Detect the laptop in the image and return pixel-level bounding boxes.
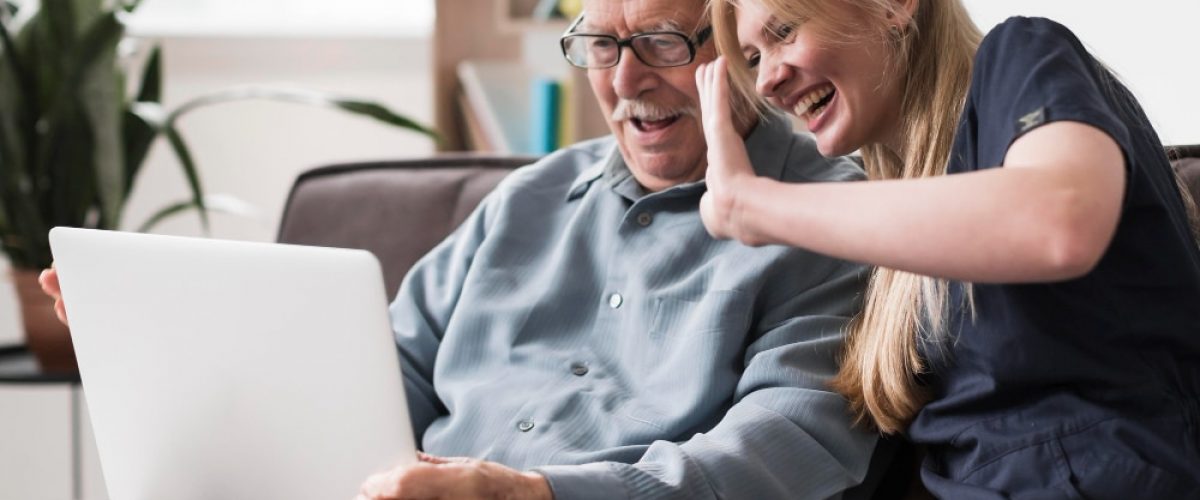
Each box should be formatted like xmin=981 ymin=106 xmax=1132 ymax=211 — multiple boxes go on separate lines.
xmin=48 ymin=227 xmax=417 ymax=500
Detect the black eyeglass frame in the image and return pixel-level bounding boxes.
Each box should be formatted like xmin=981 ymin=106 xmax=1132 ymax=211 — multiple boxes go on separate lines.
xmin=559 ymin=14 xmax=714 ymax=69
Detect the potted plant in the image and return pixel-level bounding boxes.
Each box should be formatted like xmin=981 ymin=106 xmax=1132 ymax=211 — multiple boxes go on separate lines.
xmin=0 ymin=0 xmax=436 ymax=372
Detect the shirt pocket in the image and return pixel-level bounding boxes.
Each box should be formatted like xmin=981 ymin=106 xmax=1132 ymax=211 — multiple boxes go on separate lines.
xmin=649 ymin=290 xmax=753 ymax=339
xmin=624 ymin=290 xmax=753 ymax=430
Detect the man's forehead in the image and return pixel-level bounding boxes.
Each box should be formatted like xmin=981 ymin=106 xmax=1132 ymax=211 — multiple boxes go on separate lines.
xmin=580 ymin=0 xmax=703 ymax=33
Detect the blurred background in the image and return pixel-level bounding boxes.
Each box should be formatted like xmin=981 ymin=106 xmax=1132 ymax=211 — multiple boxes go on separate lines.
xmin=0 ymin=1 xmax=1197 ymax=497
xmin=2 ymin=0 xmax=1198 ymax=344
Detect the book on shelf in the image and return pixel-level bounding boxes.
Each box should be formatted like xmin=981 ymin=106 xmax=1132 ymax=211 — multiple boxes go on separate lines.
xmin=529 ymin=76 xmax=560 ymax=155
xmin=457 ymin=59 xmax=606 ymax=155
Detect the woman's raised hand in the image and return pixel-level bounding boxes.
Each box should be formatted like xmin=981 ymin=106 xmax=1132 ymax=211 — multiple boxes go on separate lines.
xmin=696 ymin=56 xmax=759 ymax=243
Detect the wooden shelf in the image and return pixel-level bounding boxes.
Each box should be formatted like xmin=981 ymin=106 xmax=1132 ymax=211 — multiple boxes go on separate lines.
xmin=433 ymin=0 xmax=605 ymax=152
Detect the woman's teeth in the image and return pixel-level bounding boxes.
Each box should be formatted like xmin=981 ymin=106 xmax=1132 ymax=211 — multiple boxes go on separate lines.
xmin=793 ymin=85 xmax=836 ymax=120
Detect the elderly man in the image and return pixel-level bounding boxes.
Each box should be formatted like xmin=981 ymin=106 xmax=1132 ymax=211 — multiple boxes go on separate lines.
xmin=42 ymin=0 xmax=878 ymax=498
xmin=352 ymin=0 xmax=878 ymax=496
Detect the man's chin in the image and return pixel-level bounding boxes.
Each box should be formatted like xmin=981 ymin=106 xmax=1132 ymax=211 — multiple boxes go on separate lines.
xmin=627 ymin=153 xmax=704 ymax=191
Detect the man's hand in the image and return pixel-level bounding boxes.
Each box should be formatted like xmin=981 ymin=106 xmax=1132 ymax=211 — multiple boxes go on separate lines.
xmin=37 ymin=266 xmax=69 ymax=326
xmin=696 ymin=56 xmax=761 ymax=244
xmin=355 ymin=453 xmax=552 ymax=500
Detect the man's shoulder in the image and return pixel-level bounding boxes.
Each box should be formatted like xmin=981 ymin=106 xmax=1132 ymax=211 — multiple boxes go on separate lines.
xmin=493 ymin=136 xmax=615 ymax=196
xmin=775 ymin=132 xmax=866 ymax=183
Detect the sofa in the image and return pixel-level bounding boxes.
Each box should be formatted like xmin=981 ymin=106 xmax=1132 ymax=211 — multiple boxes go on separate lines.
xmin=274 ymin=147 xmax=1200 ymax=499
xmin=277 ymin=148 xmax=1200 ymax=291
xmin=276 ymin=155 xmax=533 ymax=300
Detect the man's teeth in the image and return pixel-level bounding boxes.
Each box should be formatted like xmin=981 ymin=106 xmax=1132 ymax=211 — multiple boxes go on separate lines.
xmin=634 ymin=113 xmax=678 ymax=123
xmin=793 ymin=85 xmax=835 ymax=118
xmin=632 ymin=113 xmax=680 ymax=131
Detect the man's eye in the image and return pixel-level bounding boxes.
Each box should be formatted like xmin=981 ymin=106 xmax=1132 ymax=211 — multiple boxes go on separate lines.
xmin=652 ymin=38 xmax=677 ymax=48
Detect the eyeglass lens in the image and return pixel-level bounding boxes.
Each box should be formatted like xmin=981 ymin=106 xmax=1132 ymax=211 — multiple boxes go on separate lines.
xmin=564 ymin=33 xmax=691 ymax=68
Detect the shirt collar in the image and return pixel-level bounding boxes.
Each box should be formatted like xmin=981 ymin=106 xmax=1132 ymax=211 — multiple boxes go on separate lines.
xmin=565 ymin=111 xmax=795 ymax=202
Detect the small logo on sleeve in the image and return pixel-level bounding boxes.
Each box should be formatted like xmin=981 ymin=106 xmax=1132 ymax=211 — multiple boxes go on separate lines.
xmin=1018 ymin=107 xmax=1046 ymax=133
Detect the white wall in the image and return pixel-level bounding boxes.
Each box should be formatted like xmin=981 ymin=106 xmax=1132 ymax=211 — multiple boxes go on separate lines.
xmin=120 ymin=36 xmax=435 ymax=243
xmin=962 ymin=0 xmax=1200 ymax=145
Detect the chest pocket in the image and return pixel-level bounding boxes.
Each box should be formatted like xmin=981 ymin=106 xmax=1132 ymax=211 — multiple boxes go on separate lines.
xmin=621 ymin=290 xmax=753 ymax=430
xmin=650 ymin=290 xmax=753 ymax=340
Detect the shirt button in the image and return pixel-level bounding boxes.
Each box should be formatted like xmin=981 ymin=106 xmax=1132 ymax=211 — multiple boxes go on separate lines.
xmin=517 ymin=420 xmax=535 ymax=432
xmin=608 ymin=293 xmax=623 ymax=309
xmin=636 ymin=212 xmax=653 ymax=227
xmin=570 ymin=362 xmax=589 ymax=376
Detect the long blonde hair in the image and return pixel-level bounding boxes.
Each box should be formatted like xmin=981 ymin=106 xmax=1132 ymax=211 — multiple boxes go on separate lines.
xmin=711 ymin=0 xmax=982 ymax=434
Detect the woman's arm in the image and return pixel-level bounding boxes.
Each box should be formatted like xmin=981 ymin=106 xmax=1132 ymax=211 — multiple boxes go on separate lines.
xmin=725 ymin=121 xmax=1126 ymax=283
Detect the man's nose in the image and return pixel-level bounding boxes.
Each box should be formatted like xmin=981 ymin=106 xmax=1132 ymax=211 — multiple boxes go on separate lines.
xmin=611 ymin=47 xmax=656 ymax=99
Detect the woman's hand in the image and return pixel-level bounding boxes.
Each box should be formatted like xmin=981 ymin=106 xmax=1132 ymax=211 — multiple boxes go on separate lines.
xmin=696 ymin=56 xmax=761 ymax=244
xmin=37 ymin=266 xmax=69 ymax=326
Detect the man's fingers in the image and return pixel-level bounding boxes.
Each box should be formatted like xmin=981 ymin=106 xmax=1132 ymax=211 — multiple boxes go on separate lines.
xmin=359 ymin=462 xmax=466 ymax=500
xmin=417 ymin=452 xmax=470 ymax=465
xmin=39 ymin=268 xmax=70 ymax=326
xmin=359 ymin=466 xmax=409 ymax=499
xmin=39 ymin=268 xmax=61 ymax=296
xmin=54 ymin=300 xmax=69 ymax=327
xmin=387 ymin=463 xmax=467 ymax=499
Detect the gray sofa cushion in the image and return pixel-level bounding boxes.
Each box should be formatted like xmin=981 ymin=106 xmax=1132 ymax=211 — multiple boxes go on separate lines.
xmin=277 ymin=155 xmax=534 ymax=300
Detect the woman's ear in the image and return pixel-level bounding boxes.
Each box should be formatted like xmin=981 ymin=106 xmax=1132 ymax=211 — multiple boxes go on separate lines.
xmin=888 ymin=0 xmax=919 ymax=30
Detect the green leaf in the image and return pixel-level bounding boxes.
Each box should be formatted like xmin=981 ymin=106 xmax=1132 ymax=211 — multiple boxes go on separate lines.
xmin=162 ymin=124 xmax=209 ymax=230
xmin=137 ymin=193 xmax=258 ymax=233
xmin=122 ymin=105 xmax=158 ymax=196
xmin=121 ymin=0 xmax=144 ymax=14
xmin=45 ymin=100 xmax=95 ymax=228
xmin=135 ymin=44 xmax=161 ymax=104
xmin=122 ymin=47 xmax=163 ymax=196
xmin=33 ymin=11 xmax=122 ymax=219
xmin=78 ymin=37 xmax=124 ymax=229
xmin=42 ymin=0 xmax=76 ymax=56
xmin=0 ymin=3 xmax=35 ymax=167
xmin=330 ymin=100 xmax=439 ymax=141
xmin=168 ymin=86 xmax=439 ymax=141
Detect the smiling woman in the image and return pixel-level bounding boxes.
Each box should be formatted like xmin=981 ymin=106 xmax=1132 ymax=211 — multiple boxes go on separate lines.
xmin=698 ymin=0 xmax=1200 ymax=497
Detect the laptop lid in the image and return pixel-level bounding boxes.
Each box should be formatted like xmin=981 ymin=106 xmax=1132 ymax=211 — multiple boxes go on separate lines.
xmin=49 ymin=227 xmax=416 ymax=500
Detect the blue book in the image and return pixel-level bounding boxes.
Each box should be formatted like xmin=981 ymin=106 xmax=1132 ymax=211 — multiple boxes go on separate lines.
xmin=529 ymin=77 xmax=560 ymax=155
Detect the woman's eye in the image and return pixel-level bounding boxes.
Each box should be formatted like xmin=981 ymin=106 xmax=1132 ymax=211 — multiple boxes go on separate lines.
xmin=773 ymin=23 xmax=795 ymax=41
xmin=746 ymin=53 xmax=761 ymax=68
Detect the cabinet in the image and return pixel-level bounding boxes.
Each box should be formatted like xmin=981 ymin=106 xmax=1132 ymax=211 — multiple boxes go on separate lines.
xmin=0 ymin=347 xmax=107 ymax=500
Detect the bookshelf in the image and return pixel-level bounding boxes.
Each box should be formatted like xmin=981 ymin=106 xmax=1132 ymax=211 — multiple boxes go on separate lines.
xmin=433 ymin=0 xmax=608 ymax=153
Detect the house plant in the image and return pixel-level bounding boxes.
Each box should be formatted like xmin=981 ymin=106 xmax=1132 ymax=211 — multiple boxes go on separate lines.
xmin=0 ymin=0 xmax=436 ymax=372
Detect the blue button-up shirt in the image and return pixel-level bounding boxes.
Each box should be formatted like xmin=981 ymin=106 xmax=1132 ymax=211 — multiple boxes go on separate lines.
xmin=390 ymin=113 xmax=876 ymax=499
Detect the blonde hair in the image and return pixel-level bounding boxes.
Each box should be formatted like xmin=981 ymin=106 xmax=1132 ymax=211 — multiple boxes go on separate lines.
xmin=711 ymin=0 xmax=982 ymax=434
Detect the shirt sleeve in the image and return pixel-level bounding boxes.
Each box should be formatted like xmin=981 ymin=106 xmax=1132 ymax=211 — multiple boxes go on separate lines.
xmin=387 ymin=189 xmax=499 ymax=442
xmin=535 ymin=261 xmax=878 ymax=500
xmin=966 ymin=16 xmax=1134 ymax=170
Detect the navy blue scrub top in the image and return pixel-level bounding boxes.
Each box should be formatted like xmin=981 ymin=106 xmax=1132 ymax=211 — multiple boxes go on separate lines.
xmin=907 ymin=17 xmax=1200 ymax=499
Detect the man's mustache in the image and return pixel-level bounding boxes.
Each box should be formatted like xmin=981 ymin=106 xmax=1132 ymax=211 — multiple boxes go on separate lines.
xmin=612 ymin=99 xmax=699 ymax=122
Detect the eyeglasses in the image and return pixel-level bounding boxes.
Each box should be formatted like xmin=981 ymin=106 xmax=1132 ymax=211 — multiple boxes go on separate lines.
xmin=560 ymin=15 xmax=713 ymax=69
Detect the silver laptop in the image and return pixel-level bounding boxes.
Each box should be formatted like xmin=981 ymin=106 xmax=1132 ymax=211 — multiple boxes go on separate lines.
xmin=49 ymin=227 xmax=417 ymax=500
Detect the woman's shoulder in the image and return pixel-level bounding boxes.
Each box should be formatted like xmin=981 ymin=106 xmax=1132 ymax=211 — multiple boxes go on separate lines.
xmin=977 ymin=16 xmax=1087 ymax=61
xmin=968 ymin=16 xmax=1104 ymax=100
